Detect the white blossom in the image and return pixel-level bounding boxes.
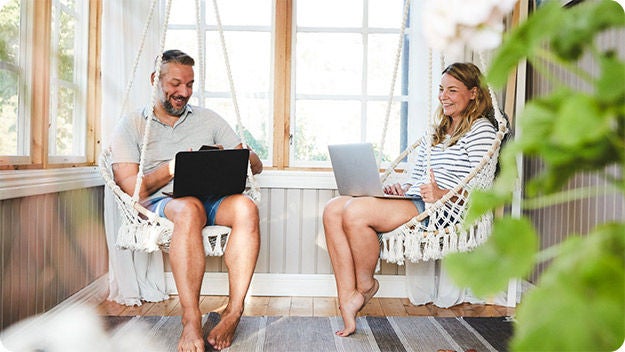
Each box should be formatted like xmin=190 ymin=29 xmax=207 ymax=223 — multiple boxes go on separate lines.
xmin=422 ymin=0 xmax=517 ymax=56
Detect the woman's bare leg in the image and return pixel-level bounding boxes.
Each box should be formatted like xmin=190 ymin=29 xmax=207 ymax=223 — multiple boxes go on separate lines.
xmin=324 ymin=196 xmax=419 ymax=336
xmin=323 ymin=196 xmax=361 ymax=336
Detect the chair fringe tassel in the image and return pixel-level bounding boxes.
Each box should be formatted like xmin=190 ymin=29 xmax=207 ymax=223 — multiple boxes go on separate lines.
xmin=116 ymin=220 xmax=232 ymax=256
xmin=379 ymin=214 xmax=493 ymax=266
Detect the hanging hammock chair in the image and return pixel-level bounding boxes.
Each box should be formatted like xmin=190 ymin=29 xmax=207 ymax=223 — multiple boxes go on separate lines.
xmin=374 ymin=0 xmax=509 ymax=265
xmin=99 ymin=0 xmax=260 ymax=256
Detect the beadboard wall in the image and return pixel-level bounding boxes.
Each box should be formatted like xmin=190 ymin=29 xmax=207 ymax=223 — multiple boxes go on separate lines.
xmin=162 ymin=171 xmax=404 ymax=277
xmin=0 ymin=187 xmax=108 ymax=330
xmin=524 ymin=27 xmax=625 ymax=281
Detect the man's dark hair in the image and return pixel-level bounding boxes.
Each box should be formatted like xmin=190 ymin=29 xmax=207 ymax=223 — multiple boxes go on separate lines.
xmin=154 ymin=49 xmax=195 ymax=73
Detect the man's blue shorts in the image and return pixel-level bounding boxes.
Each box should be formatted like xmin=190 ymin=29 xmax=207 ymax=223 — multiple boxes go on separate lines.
xmin=145 ymin=194 xmax=226 ymax=226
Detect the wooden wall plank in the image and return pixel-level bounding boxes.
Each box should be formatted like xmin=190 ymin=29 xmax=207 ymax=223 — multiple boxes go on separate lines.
xmin=300 ymin=189 xmax=318 ymax=274
xmin=268 ymin=188 xmax=286 ymax=272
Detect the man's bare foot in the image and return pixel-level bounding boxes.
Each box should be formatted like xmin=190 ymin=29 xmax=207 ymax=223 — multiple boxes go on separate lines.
xmin=178 ymin=314 xmax=204 ymax=352
xmin=207 ymin=308 xmax=242 ymax=350
xmin=361 ymin=278 xmax=379 ymax=307
xmin=336 ymin=290 xmax=365 ymax=337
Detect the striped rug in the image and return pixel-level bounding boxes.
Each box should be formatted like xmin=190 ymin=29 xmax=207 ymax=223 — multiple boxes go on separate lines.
xmin=105 ymin=313 xmax=513 ymax=352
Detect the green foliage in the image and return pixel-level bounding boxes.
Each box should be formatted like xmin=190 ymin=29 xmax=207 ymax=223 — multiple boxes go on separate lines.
xmin=446 ymin=217 xmax=538 ymax=297
xmin=241 ymin=126 xmax=268 ymax=160
xmin=445 ymin=0 xmax=625 ymax=350
xmin=511 ymin=223 xmax=625 ymax=351
xmin=0 ymin=0 xmax=20 ymax=63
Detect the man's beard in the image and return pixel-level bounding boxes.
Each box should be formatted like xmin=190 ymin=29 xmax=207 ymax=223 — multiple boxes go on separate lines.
xmin=158 ymin=88 xmax=188 ymax=116
xmin=162 ymin=97 xmax=187 ymax=116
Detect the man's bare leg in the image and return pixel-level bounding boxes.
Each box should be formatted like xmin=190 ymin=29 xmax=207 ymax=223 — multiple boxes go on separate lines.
xmin=166 ymin=198 xmax=208 ymax=352
xmin=207 ymin=195 xmax=260 ymax=350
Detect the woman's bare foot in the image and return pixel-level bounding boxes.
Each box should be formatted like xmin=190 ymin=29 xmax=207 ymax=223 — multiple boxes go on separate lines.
xmin=360 ymin=278 xmax=379 ymax=307
xmin=337 ymin=290 xmax=365 ymax=337
xmin=178 ymin=314 xmax=204 ymax=352
xmin=207 ymin=308 xmax=242 ymax=350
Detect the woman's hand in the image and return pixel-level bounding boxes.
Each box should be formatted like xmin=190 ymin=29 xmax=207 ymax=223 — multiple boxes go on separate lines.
xmin=384 ymin=183 xmax=408 ymax=196
xmin=419 ymin=169 xmax=447 ymax=202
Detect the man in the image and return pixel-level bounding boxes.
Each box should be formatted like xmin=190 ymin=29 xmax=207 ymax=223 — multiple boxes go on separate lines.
xmin=111 ymin=49 xmax=262 ymax=351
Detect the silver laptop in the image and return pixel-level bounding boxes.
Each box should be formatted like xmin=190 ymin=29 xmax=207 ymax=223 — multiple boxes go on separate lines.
xmin=328 ymin=143 xmax=418 ymax=199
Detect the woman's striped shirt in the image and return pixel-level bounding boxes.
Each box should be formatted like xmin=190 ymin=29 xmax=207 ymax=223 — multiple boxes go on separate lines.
xmin=405 ymin=118 xmax=497 ymax=197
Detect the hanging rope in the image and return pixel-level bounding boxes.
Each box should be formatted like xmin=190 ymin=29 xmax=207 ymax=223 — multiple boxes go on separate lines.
xmin=132 ymin=0 xmax=174 ymax=201
xmin=376 ymin=14 xmax=509 ymax=263
xmin=101 ymin=0 xmax=260 ymax=254
xmin=211 ymin=0 xmax=260 ymax=202
xmin=377 ymin=0 xmax=411 ymax=167
xmin=119 ymin=0 xmax=160 ymax=118
xmin=194 ymin=0 xmax=205 ymax=104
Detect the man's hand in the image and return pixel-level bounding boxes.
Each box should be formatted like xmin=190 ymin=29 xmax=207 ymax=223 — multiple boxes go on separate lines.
xmin=168 ymin=158 xmax=175 ymax=176
xmin=235 ymin=143 xmax=263 ymax=175
xmin=112 ymin=160 xmax=175 ymax=200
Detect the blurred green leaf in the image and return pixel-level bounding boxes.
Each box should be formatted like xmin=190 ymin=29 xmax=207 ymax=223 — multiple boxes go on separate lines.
xmin=551 ymin=0 xmax=625 ymax=61
xmin=455 ymin=0 xmax=625 ymax=350
xmin=465 ymin=190 xmax=510 ymax=227
xmin=487 ymin=1 xmax=564 ymax=88
xmin=445 ymin=217 xmax=538 ymax=297
xmin=596 ymin=51 xmax=625 ymax=104
xmin=511 ymin=223 xmax=625 ymax=351
xmin=552 ymin=93 xmax=607 ymax=147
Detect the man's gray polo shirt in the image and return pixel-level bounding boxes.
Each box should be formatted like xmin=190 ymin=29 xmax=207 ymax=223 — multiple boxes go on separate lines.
xmin=110 ymin=105 xmax=241 ymax=202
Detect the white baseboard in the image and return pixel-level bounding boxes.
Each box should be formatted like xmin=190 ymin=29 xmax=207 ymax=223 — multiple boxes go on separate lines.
xmin=165 ymin=273 xmax=408 ymax=298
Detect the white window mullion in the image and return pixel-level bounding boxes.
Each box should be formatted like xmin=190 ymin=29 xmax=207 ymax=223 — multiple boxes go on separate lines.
xmin=48 ymin=0 xmax=60 ymax=156
xmin=361 ymin=0 xmax=369 ymax=142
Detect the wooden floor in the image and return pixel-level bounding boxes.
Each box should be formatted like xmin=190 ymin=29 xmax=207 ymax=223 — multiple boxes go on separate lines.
xmin=96 ymin=295 xmax=515 ymax=318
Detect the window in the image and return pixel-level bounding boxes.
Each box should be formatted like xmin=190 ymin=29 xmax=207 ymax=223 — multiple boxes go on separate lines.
xmin=162 ymin=0 xmax=418 ymax=169
xmin=0 ymin=0 xmax=29 ymax=163
xmin=48 ymin=0 xmax=90 ymax=163
xmin=166 ymin=0 xmax=273 ymax=163
xmin=0 ymin=0 xmax=97 ymax=168
xmin=292 ymin=0 xmax=410 ymax=167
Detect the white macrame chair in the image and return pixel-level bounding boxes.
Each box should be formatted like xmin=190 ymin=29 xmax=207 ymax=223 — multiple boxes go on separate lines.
xmin=374 ymin=0 xmax=508 ymax=265
xmin=99 ymin=0 xmax=260 ymax=256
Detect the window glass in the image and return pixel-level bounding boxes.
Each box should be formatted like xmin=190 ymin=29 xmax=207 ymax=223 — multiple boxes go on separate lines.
xmin=367 ymin=33 xmax=404 ymax=96
xmin=57 ymin=10 xmax=75 ymax=82
xmin=0 ymin=0 xmax=24 ymax=157
xmin=295 ymin=33 xmax=362 ymax=95
xmin=53 ymin=86 xmax=76 ymax=155
xmin=205 ymin=0 xmax=272 ymax=27
xmin=165 ymin=1 xmax=273 ymax=164
xmin=366 ymin=100 xmax=404 ymax=162
xmin=368 ymin=0 xmax=404 ymax=28
xmin=48 ymin=0 xmax=88 ymax=161
xmin=291 ymin=0 xmax=409 ymax=166
xmin=169 ymin=0 xmax=197 ymax=25
xmin=293 ymin=100 xmax=361 ymax=164
xmin=161 ymin=0 xmax=413 ymax=169
xmin=296 ymin=0 xmax=362 ymax=28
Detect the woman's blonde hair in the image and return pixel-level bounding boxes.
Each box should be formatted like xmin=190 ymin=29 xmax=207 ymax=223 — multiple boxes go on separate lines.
xmin=431 ymin=62 xmax=493 ymax=146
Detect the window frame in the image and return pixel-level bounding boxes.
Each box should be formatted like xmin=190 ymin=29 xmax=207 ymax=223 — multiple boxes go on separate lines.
xmin=288 ymin=0 xmax=412 ymax=168
xmin=0 ymin=0 xmax=101 ymax=170
xmin=162 ymin=0 xmax=417 ymax=171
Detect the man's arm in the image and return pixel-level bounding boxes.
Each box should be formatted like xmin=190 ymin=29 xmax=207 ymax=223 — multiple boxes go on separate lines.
xmin=112 ymin=160 xmax=174 ymax=200
xmin=234 ymin=143 xmax=263 ymax=175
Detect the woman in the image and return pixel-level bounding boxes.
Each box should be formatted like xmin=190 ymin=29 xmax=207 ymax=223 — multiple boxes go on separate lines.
xmin=322 ymin=62 xmax=497 ymax=337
